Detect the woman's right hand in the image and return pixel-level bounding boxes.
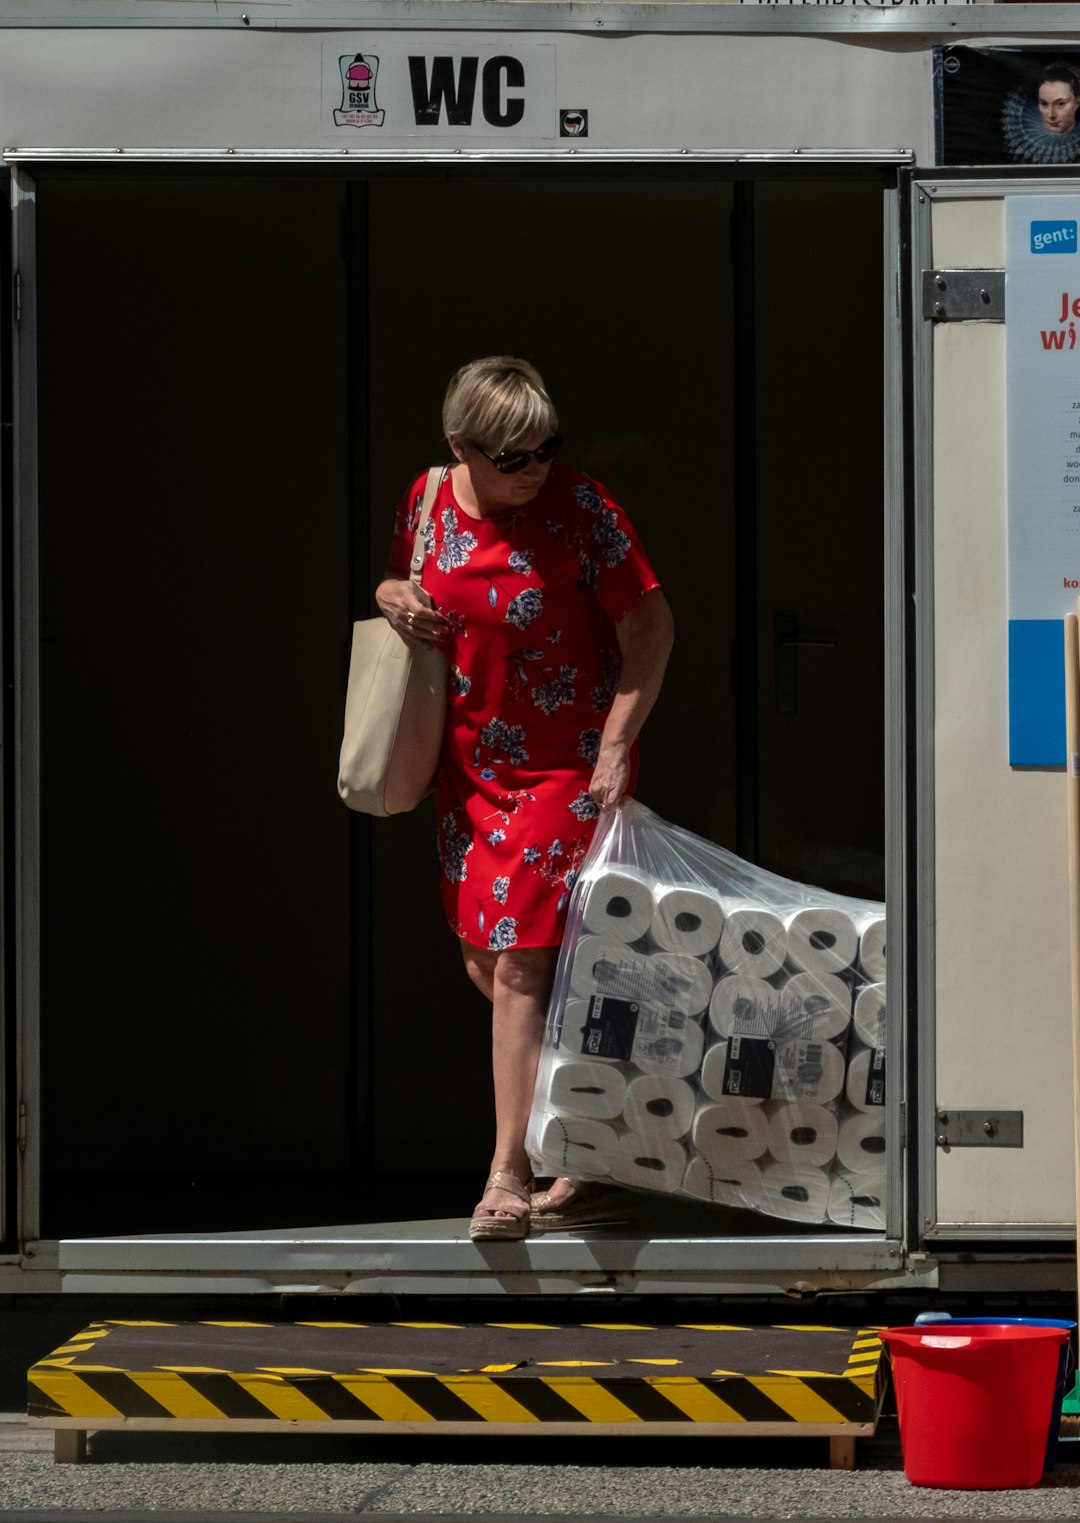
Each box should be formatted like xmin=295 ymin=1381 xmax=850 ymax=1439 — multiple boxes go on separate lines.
xmin=375 ymin=577 xmax=450 ymax=650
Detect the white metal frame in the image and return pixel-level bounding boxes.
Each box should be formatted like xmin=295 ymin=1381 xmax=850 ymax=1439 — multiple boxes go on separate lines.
xmin=910 ymin=171 xmax=1080 ymax=1245
xmin=5 ymin=149 xmax=911 ymax=1289
xmin=9 ymin=166 xmax=40 ymax=1266
xmin=1 ymin=2 xmax=1080 ymax=37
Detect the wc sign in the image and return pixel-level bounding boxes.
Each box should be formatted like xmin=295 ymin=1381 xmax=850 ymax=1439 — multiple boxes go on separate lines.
xmin=409 ymin=56 xmax=527 ymax=128
xmin=325 ymin=42 xmax=556 ymax=138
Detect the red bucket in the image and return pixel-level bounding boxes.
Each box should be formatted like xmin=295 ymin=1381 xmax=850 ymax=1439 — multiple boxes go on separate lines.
xmin=881 ymin=1324 xmax=1070 ymax=1489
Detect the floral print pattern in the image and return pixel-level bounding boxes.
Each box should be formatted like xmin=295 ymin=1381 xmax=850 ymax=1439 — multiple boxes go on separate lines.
xmin=578 ymin=728 xmax=601 ymax=765
xmin=388 ymin=464 xmax=658 ymax=949
xmin=505 ymin=587 xmax=543 ymax=630
xmin=532 ymin=665 xmax=578 ymax=716
xmin=437 ymin=504 xmax=478 ymax=574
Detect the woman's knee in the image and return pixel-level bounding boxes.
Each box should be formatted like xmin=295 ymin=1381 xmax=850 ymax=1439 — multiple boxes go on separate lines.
xmin=462 ymin=943 xmax=498 ymax=999
xmin=493 ymin=946 xmax=558 ymax=999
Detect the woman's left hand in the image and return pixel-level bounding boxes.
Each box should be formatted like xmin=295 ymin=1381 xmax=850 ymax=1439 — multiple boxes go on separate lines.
xmin=588 ymin=741 xmax=631 ymax=811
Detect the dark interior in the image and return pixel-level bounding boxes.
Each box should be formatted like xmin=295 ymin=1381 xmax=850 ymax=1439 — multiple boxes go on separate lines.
xmin=30 ymin=170 xmax=884 ymax=1237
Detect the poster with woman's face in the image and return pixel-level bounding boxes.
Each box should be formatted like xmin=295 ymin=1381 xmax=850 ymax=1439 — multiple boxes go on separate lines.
xmin=938 ymin=47 xmax=1080 ymax=166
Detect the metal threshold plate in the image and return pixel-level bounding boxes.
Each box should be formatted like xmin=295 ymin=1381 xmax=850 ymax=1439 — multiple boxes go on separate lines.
xmin=57 ymin=1219 xmax=911 ymax=1297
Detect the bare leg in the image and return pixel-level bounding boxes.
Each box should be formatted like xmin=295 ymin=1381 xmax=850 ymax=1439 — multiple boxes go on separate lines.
xmin=462 ymin=942 xmax=557 ymax=1226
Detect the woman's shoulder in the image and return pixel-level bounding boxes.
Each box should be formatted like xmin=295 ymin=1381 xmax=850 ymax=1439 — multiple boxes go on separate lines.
xmin=547 ymin=463 xmax=616 ymax=511
xmin=404 ymin=463 xmax=452 ymax=498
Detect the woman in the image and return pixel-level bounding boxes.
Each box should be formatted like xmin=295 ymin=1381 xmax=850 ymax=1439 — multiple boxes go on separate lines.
xmin=376 ymin=357 xmax=673 ymax=1239
xmin=1038 ymin=63 xmax=1080 ymax=138
xmin=1003 ymin=61 xmax=1080 ymax=166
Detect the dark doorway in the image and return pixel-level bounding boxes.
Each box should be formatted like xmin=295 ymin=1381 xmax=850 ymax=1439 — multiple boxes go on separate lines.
xmin=29 ymin=170 xmax=884 ymax=1238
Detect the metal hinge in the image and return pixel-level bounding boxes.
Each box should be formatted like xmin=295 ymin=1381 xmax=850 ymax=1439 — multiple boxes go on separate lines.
xmin=13 ymin=270 xmax=21 ymax=325
xmin=935 ymin=1108 xmax=1023 ymax=1150
xmin=922 ymin=268 xmax=1005 ymax=323
xmin=17 ymin=1098 xmax=27 ymax=1154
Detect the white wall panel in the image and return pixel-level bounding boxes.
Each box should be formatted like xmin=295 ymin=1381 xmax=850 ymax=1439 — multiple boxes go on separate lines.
xmin=931 ymin=196 xmax=1075 ymax=1228
xmin=0 ymin=30 xmax=932 ymax=157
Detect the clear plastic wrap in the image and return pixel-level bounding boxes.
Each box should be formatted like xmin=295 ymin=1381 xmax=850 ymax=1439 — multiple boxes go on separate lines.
xmin=526 ymin=799 xmax=887 ymax=1230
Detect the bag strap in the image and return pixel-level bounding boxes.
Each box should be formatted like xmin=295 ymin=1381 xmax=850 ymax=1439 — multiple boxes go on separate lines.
xmin=408 ymin=467 xmax=445 ymax=588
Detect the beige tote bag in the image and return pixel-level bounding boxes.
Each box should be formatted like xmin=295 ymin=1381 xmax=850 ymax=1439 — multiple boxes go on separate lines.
xmin=337 ymin=468 xmax=447 ymax=815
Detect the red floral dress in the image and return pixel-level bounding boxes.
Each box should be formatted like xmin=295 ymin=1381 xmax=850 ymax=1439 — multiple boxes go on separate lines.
xmin=388 ymin=463 xmax=660 ymax=950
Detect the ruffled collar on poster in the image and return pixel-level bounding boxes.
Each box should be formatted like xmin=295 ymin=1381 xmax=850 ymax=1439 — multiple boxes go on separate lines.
xmin=1002 ymin=85 xmax=1080 ymax=166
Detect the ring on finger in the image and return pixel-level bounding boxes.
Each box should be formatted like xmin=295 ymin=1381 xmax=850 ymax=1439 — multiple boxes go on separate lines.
xmin=406 ymin=611 xmax=416 ymax=626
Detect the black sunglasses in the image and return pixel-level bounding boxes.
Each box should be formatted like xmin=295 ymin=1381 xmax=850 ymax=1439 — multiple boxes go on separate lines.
xmin=472 ymin=434 xmax=563 ymax=475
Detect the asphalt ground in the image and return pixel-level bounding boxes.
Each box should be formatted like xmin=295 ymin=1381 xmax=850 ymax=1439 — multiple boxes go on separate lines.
xmin=1 ymin=1419 xmax=1080 ymax=1519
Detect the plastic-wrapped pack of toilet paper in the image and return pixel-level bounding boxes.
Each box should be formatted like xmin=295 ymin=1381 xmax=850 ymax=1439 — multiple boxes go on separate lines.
xmin=827 ymin=1169 xmax=886 ymax=1230
xmin=692 ymin=1098 xmax=770 ymax=1168
xmin=857 ymin=914 xmax=886 ymax=982
xmin=651 ymin=884 xmax=725 ymax=958
xmin=527 ymin=798 xmax=887 ymax=1230
xmin=580 ymin=867 xmax=656 ymax=943
xmin=845 ymin=1041 xmax=886 ymax=1111
xmin=709 ymin=971 xmax=851 ymax=1045
xmin=853 ymin=982 xmax=886 ymax=1048
xmin=624 ymin=1074 xmax=696 ymax=1139
xmin=549 ymin=1058 xmax=629 ymax=1120
xmin=702 ymin=1035 xmax=846 ymax=1105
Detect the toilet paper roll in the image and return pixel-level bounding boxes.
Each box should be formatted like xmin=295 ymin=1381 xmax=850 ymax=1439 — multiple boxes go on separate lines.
xmin=858 ymin=914 xmax=887 ymax=982
xmin=699 ymin=1034 xmax=843 ymax=1104
xmin=709 ymin=972 xmax=850 ymax=1044
xmin=766 ymin=1101 xmax=840 ymax=1169
xmin=581 ymin=867 xmax=655 ymax=943
xmin=785 ymin=906 xmax=859 ymax=976
xmin=650 ymin=953 xmax=714 ymax=1016
xmin=611 ymin=1131 xmax=686 ymax=1193
xmin=709 ymin=975 xmax=785 ymax=1040
xmin=549 ymin=1059 xmax=629 ymax=1120
xmin=538 ymin=1114 xmax=620 ymax=1179
xmin=845 ymin=1042 xmax=886 ymax=1111
xmin=770 ymin=1034 xmax=846 ymax=1104
xmin=853 ymin=983 xmax=886 ymax=1049
xmin=827 ymin=1170 xmax=886 ymax=1231
xmin=651 ymin=884 xmax=725 ymax=958
xmin=682 ymin=1154 xmax=763 ymax=1209
xmin=836 ymin=1109 xmax=887 ymax=1172
xmin=692 ymin=1099 xmax=770 ymax=1166
xmin=632 ymin=1007 xmax=706 ymax=1079
xmin=623 ymin=1074 xmax=696 ymax=1139
xmin=558 ymin=998 xmax=605 ymax=1059
xmin=759 ymin=1161 xmax=832 ymax=1223
xmin=700 ymin=1039 xmax=766 ymax=1103
xmin=718 ymin=904 xmax=787 ymax=978
xmin=571 ymin=939 xmax=711 ymax=1016
xmin=775 ymin=972 xmax=853 ymax=1043
xmin=570 ymin=935 xmax=647 ymax=1001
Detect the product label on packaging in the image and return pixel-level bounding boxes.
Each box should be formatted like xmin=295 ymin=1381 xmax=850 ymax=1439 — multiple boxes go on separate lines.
xmin=863 ymin=1046 xmax=886 ymax=1107
xmin=579 ymin=996 xmax=641 ymax=1060
xmin=632 ymin=1005 xmax=691 ymax=1073
xmin=721 ymin=1035 xmax=777 ymax=1099
xmin=773 ymin=1038 xmax=827 ymax=1101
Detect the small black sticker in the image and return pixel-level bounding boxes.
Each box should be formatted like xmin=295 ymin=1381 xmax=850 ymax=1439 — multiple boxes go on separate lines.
xmin=560 ymin=109 xmax=588 ymax=139
xmin=864 ymin=1046 xmax=886 ymax=1107
xmin=721 ymin=1035 xmax=777 ymax=1100
xmin=579 ymin=995 xmax=638 ymax=1060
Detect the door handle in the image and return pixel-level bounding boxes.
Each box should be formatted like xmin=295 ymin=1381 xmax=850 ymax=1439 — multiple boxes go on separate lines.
xmin=773 ymin=610 xmax=837 ymax=715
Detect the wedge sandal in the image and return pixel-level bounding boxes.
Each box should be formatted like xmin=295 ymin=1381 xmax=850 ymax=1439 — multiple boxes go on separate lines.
xmin=529 ymin=1177 xmax=634 ymax=1233
xmin=469 ymin=1170 xmax=533 ymax=1241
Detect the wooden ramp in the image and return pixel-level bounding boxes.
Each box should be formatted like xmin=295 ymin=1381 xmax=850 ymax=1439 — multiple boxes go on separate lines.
xmin=28 ymin=1319 xmax=885 ymax=1466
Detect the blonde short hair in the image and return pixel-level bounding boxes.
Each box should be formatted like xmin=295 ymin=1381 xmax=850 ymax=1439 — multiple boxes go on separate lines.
xmin=442 ymin=356 xmax=559 ymax=456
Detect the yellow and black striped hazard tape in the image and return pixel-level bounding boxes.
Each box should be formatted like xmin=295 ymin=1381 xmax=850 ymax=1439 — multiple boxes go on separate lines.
xmin=28 ymin=1321 xmax=883 ymax=1429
